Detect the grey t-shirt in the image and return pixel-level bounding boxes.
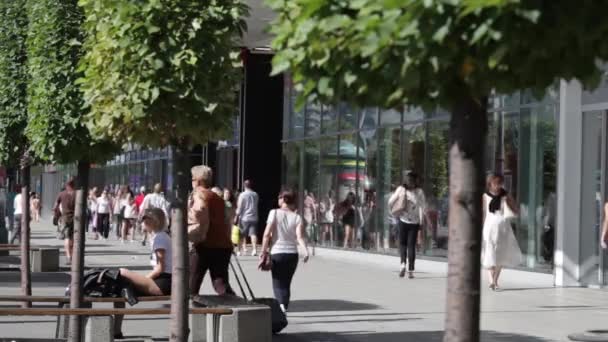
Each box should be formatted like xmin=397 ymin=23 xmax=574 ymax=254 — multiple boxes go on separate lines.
xmin=237 ymin=189 xmax=259 ymax=223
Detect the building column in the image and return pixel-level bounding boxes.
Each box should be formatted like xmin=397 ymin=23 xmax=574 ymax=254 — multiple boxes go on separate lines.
xmin=555 ymin=79 xmax=583 ymax=287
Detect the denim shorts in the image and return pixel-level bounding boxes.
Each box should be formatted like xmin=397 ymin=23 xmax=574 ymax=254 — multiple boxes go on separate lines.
xmin=239 ymin=221 xmax=258 ymax=237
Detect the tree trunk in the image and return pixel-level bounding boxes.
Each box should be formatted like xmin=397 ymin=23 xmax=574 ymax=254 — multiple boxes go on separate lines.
xmin=20 ymin=163 xmax=31 ymax=308
xmin=170 ymin=146 xmax=190 ymax=342
xmin=68 ymin=160 xmax=89 ymax=342
xmin=443 ymin=95 xmax=488 ymax=342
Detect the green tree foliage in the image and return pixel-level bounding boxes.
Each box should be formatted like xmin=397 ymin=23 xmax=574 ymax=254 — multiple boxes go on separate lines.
xmin=0 ymin=0 xmax=29 ymax=166
xmin=25 ymin=0 xmax=117 ymax=164
xmin=268 ymin=0 xmax=608 ymax=109
xmin=79 ymin=0 xmax=248 ymax=148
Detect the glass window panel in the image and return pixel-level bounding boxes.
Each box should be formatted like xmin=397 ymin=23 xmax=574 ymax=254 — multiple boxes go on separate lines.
xmin=302 ymin=140 xmax=320 ymax=242
xmin=403 ymin=105 xmax=424 ymax=122
xmin=336 ymin=134 xmax=360 ymax=249
xmin=358 ymin=128 xmax=380 ymax=250
xmin=322 ymin=105 xmax=339 ymax=134
xmin=305 ymin=102 xmax=322 ymax=136
xmin=282 ymin=142 xmax=302 ymax=192
xmin=319 ymin=137 xmax=338 ymax=247
xmin=359 ymin=108 xmax=378 ymax=131
xmin=582 ymin=72 xmax=608 ymax=105
xmin=339 ymin=104 xmax=359 ymax=131
xmin=290 ymin=89 xmax=305 ymax=138
xmin=489 ymin=91 xmax=520 ymax=110
xmin=377 ymin=127 xmax=402 ymax=249
xmin=423 ymin=120 xmax=449 ymax=256
xmin=380 ymin=108 xmax=402 ymax=126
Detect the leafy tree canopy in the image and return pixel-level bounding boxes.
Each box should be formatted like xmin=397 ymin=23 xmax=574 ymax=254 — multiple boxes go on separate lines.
xmin=25 ymin=0 xmax=118 ymax=164
xmin=0 ymin=0 xmax=29 ymax=166
xmin=79 ymin=0 xmax=248 ymax=148
xmin=268 ymin=0 xmax=608 ymax=110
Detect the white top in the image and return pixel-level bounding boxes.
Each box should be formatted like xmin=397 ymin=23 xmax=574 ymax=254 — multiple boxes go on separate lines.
xmin=141 ymin=193 xmax=170 ymax=222
xmin=389 ymin=187 xmax=426 ymax=224
xmin=14 ymin=194 xmax=22 ymax=215
xmin=123 ymin=199 xmax=138 ymax=219
xmin=88 ymin=198 xmax=98 ymax=213
xmin=237 ymin=189 xmax=259 ymax=222
xmin=150 ymin=231 xmax=172 ymax=273
xmin=267 ymin=209 xmax=302 ymax=255
xmin=96 ymin=196 xmax=112 ymax=214
xmin=113 ymin=197 xmax=125 ymax=214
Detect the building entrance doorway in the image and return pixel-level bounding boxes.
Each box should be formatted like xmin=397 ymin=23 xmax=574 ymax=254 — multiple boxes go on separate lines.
xmin=580 ymin=109 xmax=608 ymax=286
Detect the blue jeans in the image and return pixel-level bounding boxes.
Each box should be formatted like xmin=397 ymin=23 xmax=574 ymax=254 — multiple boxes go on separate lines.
xmin=271 ymin=253 xmax=299 ymax=308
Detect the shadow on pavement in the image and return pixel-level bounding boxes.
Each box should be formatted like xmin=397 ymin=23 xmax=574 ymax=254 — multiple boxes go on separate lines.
xmin=288 ymin=300 xmax=380 ymax=312
xmin=273 ymin=330 xmax=552 ymax=342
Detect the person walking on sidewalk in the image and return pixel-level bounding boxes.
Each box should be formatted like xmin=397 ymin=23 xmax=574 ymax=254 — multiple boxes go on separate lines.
xmin=121 ymin=191 xmax=138 ymax=243
xmin=10 ymin=186 xmax=23 ymax=244
xmin=601 ymin=201 xmax=608 ymax=250
xmin=88 ymin=187 xmax=99 ymax=239
xmin=54 ymin=180 xmax=76 ymax=264
xmin=189 ymin=165 xmax=235 ymax=296
xmin=96 ymin=189 xmax=113 ymax=240
xmin=235 ymin=180 xmax=259 ymax=256
xmin=112 ymin=186 xmax=127 ymax=239
xmin=259 ymin=189 xmax=310 ymax=313
xmin=30 ymin=193 xmax=41 ymax=223
xmin=388 ymin=172 xmax=426 ymax=279
xmin=139 ymin=183 xmax=170 ymax=245
xmin=481 ymin=173 xmax=522 ymax=290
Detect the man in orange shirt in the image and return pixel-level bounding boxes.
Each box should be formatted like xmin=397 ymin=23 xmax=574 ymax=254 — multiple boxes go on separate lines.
xmin=188 ymin=165 xmax=235 ymax=296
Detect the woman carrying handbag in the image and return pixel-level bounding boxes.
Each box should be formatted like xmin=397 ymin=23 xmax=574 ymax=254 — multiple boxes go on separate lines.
xmin=481 ymin=173 xmax=523 ymax=290
xmin=259 ymin=189 xmax=310 ymax=313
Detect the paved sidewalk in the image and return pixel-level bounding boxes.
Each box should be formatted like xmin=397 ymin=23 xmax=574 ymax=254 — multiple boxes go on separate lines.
xmin=1 ymin=221 xmax=608 ymax=341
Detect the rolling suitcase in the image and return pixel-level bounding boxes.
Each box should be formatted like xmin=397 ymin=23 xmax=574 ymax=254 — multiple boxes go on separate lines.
xmin=230 ymin=253 xmax=288 ymax=334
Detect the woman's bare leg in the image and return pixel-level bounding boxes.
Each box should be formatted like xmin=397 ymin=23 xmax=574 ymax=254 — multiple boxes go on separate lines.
xmin=119 ymin=268 xmax=163 ymax=296
xmin=494 ymin=267 xmax=502 ymax=288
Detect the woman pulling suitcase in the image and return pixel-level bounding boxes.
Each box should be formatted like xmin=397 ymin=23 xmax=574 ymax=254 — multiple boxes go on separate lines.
xmin=259 ymin=189 xmax=310 ymax=313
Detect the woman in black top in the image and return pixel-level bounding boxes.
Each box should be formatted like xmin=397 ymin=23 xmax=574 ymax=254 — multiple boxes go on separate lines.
xmin=337 ymin=192 xmax=356 ymax=248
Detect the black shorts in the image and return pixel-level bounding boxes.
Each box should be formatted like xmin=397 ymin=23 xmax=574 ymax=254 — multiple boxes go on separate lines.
xmin=153 ymin=273 xmax=172 ymax=295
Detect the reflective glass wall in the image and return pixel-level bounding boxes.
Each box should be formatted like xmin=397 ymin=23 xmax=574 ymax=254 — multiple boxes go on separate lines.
xmin=282 ymin=80 xmax=559 ymax=271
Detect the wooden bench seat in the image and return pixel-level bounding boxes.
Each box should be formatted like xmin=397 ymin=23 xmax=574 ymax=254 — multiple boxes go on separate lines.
xmin=0 ymin=294 xmax=171 ymax=303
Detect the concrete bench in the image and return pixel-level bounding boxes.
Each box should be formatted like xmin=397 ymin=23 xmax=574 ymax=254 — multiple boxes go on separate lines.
xmin=0 ymin=245 xmax=60 ymax=272
xmin=193 ymin=295 xmax=272 ymax=342
xmin=0 ymin=307 xmax=233 ymax=342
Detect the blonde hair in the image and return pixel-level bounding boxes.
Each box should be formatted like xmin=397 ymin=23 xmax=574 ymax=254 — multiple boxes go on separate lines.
xmin=153 ymin=183 xmax=162 ymax=193
xmin=191 ymin=165 xmax=213 ymax=187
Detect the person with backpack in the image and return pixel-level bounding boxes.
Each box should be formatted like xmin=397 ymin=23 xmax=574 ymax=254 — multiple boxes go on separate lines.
xmin=259 ymin=189 xmax=310 ymax=313
xmin=114 ymin=207 xmax=172 ymax=339
xmin=388 ymin=172 xmax=426 ymax=279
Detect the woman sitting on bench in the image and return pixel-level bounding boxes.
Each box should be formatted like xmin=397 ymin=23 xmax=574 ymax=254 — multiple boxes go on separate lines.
xmin=115 ymin=207 xmax=172 ymax=339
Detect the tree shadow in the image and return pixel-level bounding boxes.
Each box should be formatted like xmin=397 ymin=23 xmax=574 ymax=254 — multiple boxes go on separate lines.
xmin=288 ymin=299 xmax=380 ymax=312
xmin=273 ymin=330 xmax=552 ymax=342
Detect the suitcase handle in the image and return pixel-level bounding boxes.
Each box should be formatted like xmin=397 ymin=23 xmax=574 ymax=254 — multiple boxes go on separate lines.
xmin=231 ymin=252 xmax=256 ymax=301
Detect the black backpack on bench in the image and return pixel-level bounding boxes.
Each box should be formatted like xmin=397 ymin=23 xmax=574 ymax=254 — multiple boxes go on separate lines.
xmin=66 ymin=268 xmax=138 ymax=306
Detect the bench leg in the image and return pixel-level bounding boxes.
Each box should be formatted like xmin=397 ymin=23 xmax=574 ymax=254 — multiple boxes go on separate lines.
xmin=85 ymin=316 xmax=114 ymax=342
xmin=189 ymin=313 xmax=218 ymax=342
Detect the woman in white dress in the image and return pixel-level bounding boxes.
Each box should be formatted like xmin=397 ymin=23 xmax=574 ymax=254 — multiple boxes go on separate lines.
xmin=482 ymin=173 xmax=523 ymax=290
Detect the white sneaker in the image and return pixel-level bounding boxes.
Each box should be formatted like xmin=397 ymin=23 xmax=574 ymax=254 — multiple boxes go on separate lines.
xmin=279 ymin=304 xmax=287 ymax=313
xmin=251 ymin=250 xmax=257 ymax=257
xmin=237 ymin=251 xmax=242 ymax=257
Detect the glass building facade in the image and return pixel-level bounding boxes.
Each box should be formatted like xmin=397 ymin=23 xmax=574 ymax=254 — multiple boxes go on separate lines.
xmin=282 ymin=75 xmax=559 ymax=272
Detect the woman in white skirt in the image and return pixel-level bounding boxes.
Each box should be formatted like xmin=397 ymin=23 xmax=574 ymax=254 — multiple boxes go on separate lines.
xmin=482 ymin=173 xmax=522 ymax=290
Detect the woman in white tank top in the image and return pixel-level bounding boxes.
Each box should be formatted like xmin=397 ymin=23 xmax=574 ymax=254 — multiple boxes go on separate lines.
xmin=260 ymin=189 xmax=310 ymax=313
